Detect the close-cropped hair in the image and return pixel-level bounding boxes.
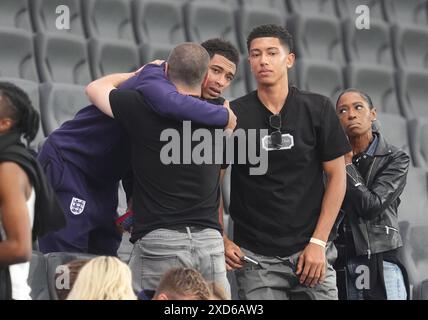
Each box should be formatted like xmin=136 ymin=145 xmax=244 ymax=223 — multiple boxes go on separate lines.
xmin=155 ymin=267 xmax=211 ymax=300
xmin=201 ymin=38 xmax=240 ymax=66
xmin=246 ymin=24 xmax=294 ymax=53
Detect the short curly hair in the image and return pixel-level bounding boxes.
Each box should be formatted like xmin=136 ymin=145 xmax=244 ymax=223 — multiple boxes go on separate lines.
xmin=201 ymin=38 xmax=240 ymax=66
xmin=246 ymin=24 xmax=294 ymax=53
xmin=155 ymin=268 xmax=211 ymax=300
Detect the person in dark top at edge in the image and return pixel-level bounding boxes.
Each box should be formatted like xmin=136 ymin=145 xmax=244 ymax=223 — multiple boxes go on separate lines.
xmin=334 ymin=89 xmax=410 ymax=300
xmin=0 ymin=82 xmax=65 ymax=300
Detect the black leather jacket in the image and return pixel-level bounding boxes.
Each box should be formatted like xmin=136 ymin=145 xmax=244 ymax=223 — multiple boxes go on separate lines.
xmin=343 ymin=132 xmax=410 ymax=257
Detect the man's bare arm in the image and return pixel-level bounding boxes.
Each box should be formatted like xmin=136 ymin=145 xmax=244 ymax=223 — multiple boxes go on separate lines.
xmin=314 ymin=155 xmax=346 ymax=242
xmin=85 ymin=72 xmax=135 ymax=118
xmin=296 ymin=155 xmax=346 ymax=287
xmin=0 ymin=162 xmax=32 ymax=266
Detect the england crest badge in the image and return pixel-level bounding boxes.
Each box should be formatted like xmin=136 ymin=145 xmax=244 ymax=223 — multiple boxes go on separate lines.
xmin=70 ymin=197 xmax=86 ymax=215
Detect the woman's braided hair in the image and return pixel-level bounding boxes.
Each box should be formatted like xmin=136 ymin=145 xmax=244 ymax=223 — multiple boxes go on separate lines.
xmin=0 ymin=82 xmax=39 ymax=145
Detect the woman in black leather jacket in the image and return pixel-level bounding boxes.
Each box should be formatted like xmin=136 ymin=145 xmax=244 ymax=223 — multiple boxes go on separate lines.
xmin=334 ymin=89 xmax=410 ymax=300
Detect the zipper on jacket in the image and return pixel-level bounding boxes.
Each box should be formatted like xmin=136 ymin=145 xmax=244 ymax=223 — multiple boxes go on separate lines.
xmin=366 ymin=158 xmax=377 ymax=184
xmin=365 ymin=158 xmax=377 ymax=260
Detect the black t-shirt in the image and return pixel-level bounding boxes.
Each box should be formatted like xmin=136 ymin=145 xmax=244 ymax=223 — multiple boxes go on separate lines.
xmin=229 ymin=87 xmax=351 ymax=256
xmin=110 ymin=89 xmax=224 ymax=242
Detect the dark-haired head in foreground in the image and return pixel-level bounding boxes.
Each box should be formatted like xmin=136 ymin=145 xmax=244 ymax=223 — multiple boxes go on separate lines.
xmin=0 ymin=82 xmax=39 ymax=145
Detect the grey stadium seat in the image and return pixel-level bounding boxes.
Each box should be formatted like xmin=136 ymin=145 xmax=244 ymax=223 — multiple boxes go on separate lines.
xmin=140 ymin=43 xmax=174 ymax=64
xmin=88 ymin=39 xmax=140 ymax=79
xmin=288 ymin=0 xmax=337 ymax=17
xmin=0 ymin=0 xmax=33 ymax=31
xmin=398 ymin=220 xmax=428 ymax=299
xmin=345 ymin=64 xmax=401 ymax=115
xmin=343 ymin=19 xmax=394 ymax=67
xmin=236 ymin=5 xmax=285 ymax=52
xmin=34 ymin=33 xmax=92 ymax=85
xmin=30 ymin=0 xmax=85 ymax=36
xmin=296 ymin=59 xmax=344 ymax=103
xmin=375 ymin=112 xmax=411 ymax=159
xmin=397 ymin=166 xmax=428 ymax=296
xmin=384 ymin=0 xmax=428 ymax=26
xmin=241 ymin=0 xmax=288 ymax=12
xmin=184 ymin=2 xmax=239 ymax=50
xmin=0 ymin=28 xmax=38 ymax=81
xmin=398 ymin=166 xmax=428 ymax=226
xmin=28 ymin=251 xmax=50 ymax=300
xmin=287 ymin=15 xmax=345 ymax=64
xmin=193 ymin=0 xmax=239 ymax=9
xmin=39 ymin=83 xmax=89 ymax=135
xmin=82 ymin=0 xmax=135 ymax=42
xmin=392 ymin=25 xmax=428 ymax=71
xmin=397 ymin=69 xmax=428 ymax=119
xmin=45 ymin=252 xmax=97 ymax=300
xmin=336 ymin=0 xmax=386 ymax=21
xmin=132 ymin=0 xmax=187 ymax=45
xmin=409 ymin=119 xmax=428 ymax=169
xmin=0 ymin=78 xmax=45 ymax=150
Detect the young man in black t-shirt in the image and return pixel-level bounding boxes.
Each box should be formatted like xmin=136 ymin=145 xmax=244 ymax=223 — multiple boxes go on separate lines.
xmin=222 ymin=24 xmax=351 ymax=300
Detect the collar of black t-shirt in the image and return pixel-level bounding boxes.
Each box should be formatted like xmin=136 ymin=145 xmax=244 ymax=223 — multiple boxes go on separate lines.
xmin=189 ymin=95 xmax=225 ymax=106
xmin=254 ymin=86 xmax=296 ymax=129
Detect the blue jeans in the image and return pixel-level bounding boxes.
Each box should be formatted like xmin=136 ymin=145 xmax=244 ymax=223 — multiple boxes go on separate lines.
xmin=347 ymin=259 xmax=407 ymax=300
xmin=383 ymin=261 xmax=407 ymax=300
xmin=128 ymin=227 xmax=230 ymax=297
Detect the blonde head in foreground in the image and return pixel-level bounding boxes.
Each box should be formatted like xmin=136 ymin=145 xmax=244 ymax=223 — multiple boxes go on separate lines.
xmin=67 ymin=256 xmax=136 ymax=300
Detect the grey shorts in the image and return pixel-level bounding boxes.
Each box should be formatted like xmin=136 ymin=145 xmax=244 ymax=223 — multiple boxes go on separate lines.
xmin=234 ymin=243 xmax=339 ymax=300
xmin=128 ymin=227 xmax=230 ymax=296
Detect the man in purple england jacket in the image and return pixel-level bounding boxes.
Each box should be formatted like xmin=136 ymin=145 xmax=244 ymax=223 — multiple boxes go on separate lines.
xmin=37 ymin=39 xmax=239 ymax=256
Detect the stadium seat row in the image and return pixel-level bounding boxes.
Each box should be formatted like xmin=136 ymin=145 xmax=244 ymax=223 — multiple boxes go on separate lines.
xmin=0 ymin=0 xmax=427 ymax=52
